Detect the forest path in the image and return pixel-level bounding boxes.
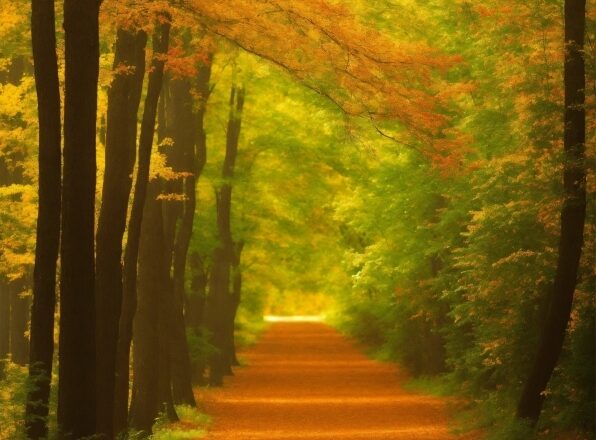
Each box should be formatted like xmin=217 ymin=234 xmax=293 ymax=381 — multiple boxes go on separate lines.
xmin=197 ymin=321 xmax=473 ymax=440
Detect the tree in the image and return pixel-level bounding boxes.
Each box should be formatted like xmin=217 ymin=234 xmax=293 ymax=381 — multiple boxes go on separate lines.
xmin=228 ymin=240 xmax=244 ymax=366
xmin=182 ymin=58 xmax=212 ymax=385
xmin=168 ymin=76 xmax=198 ymax=406
xmin=9 ymin=277 xmax=29 ymax=365
xmin=115 ymin=16 xmax=171 ymax=435
xmin=57 ymin=0 xmax=100 ymax=436
xmin=95 ymin=24 xmax=147 ymax=438
xmin=25 ymin=0 xmax=61 ymax=435
xmin=516 ymin=0 xmax=587 ymax=424
xmin=129 ymin=179 xmax=167 ymax=435
xmin=208 ymin=85 xmax=244 ymax=386
xmin=0 ymin=281 xmax=8 ymax=378
xmin=0 ymin=54 xmax=31 ymax=371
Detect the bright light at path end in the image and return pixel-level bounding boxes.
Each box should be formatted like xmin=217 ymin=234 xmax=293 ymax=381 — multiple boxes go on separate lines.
xmin=264 ymin=315 xmax=325 ymax=322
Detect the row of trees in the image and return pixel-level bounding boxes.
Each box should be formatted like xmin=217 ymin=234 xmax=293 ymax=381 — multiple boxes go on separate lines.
xmin=335 ymin=0 xmax=591 ymax=438
xmin=31 ymin=9 xmax=259 ymax=437
xmin=7 ymin=0 xmax=255 ymax=438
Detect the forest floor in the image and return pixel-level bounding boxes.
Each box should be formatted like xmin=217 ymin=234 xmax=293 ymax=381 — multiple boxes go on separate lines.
xmin=196 ymin=321 xmax=480 ymax=440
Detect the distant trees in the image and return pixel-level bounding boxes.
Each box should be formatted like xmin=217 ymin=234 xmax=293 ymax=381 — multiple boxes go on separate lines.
xmin=208 ymin=85 xmax=245 ymax=386
xmin=0 ymin=55 xmax=32 ymax=379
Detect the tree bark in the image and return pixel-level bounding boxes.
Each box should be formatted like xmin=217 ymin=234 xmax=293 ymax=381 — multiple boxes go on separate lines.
xmin=58 ymin=0 xmax=100 ymax=436
xmin=187 ymin=253 xmax=208 ymax=384
xmin=169 ymin=77 xmax=198 ymax=406
xmin=0 ymin=280 xmax=9 ymax=378
xmin=95 ymin=28 xmax=147 ymax=439
xmin=153 ymin=78 xmax=179 ymax=422
xmin=9 ymin=277 xmax=29 ymax=365
xmin=26 ymin=0 xmax=61 ymax=436
xmin=228 ymin=241 xmax=244 ymax=366
xmin=183 ymin=61 xmax=212 ymax=386
xmin=129 ymin=179 xmax=165 ymax=435
xmin=516 ymin=0 xmax=586 ymax=424
xmin=114 ymin=19 xmax=170 ymax=436
xmin=208 ymin=86 xmax=244 ymax=386
xmin=157 ymin=269 xmax=178 ymax=423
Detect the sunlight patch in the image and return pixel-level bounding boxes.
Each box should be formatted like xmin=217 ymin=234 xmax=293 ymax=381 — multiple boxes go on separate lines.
xmin=264 ymin=315 xmax=325 ymax=322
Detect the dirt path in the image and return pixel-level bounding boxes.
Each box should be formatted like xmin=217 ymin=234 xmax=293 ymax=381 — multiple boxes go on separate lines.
xmin=197 ymin=321 xmax=473 ymax=440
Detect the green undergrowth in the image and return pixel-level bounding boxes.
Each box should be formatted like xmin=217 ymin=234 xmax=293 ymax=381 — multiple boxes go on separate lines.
xmin=403 ymin=375 xmax=457 ymax=397
xmin=235 ymin=314 xmax=268 ymax=349
xmin=0 ymin=361 xmax=59 ymax=440
xmin=149 ymin=405 xmax=210 ymax=440
xmin=0 ymin=362 xmax=29 ymax=439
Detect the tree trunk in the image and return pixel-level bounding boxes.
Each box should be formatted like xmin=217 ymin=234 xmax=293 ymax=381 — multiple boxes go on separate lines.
xmin=228 ymin=241 xmax=244 ymax=366
xmin=516 ymin=0 xmax=586 ymax=424
xmin=58 ymin=0 xmax=100 ymax=436
xmin=153 ymin=78 xmax=179 ymax=421
xmin=129 ymin=180 xmax=165 ymax=436
xmin=0 ymin=280 xmax=9 ymax=378
xmin=114 ymin=19 xmax=170 ymax=436
xmin=208 ymin=86 xmax=244 ymax=386
xmin=9 ymin=277 xmax=29 ymax=365
xmin=157 ymin=271 xmax=178 ymax=423
xmin=26 ymin=0 xmax=61 ymax=436
xmin=169 ymin=78 xmax=198 ymax=406
xmin=96 ymin=28 xmax=147 ymax=439
xmin=207 ymin=246 xmax=231 ymax=385
xmin=184 ymin=59 xmax=213 ymax=385
xmin=187 ymin=253 xmax=208 ymax=384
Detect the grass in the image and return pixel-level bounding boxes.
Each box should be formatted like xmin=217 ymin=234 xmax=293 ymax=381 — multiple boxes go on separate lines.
xmin=151 ymin=405 xmax=210 ymax=440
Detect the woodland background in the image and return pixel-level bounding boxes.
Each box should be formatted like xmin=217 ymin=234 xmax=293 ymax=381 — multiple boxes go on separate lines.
xmin=0 ymin=0 xmax=593 ymax=439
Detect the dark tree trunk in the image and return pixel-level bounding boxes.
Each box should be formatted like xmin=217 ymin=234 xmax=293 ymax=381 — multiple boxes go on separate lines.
xmin=114 ymin=20 xmax=170 ymax=436
xmin=169 ymin=78 xmax=198 ymax=406
xmin=157 ymin=273 xmax=178 ymax=423
xmin=187 ymin=254 xmax=208 ymax=384
xmin=96 ymin=28 xmax=147 ymax=439
xmin=9 ymin=277 xmax=29 ymax=365
xmin=228 ymin=241 xmax=244 ymax=366
xmin=183 ymin=63 xmax=212 ymax=383
xmin=58 ymin=0 xmax=100 ymax=436
xmin=208 ymin=86 xmax=244 ymax=386
xmin=0 ymin=280 xmax=9 ymax=378
xmin=154 ymin=79 xmax=179 ymax=420
xmin=26 ymin=0 xmax=61 ymax=436
xmin=207 ymin=246 xmax=231 ymax=385
xmin=129 ymin=180 xmax=165 ymax=436
xmin=168 ymin=58 xmax=212 ymax=401
xmin=160 ymin=76 xmax=183 ymax=288
xmin=194 ymin=59 xmax=212 ymax=178
xmin=516 ymin=0 xmax=586 ymax=424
